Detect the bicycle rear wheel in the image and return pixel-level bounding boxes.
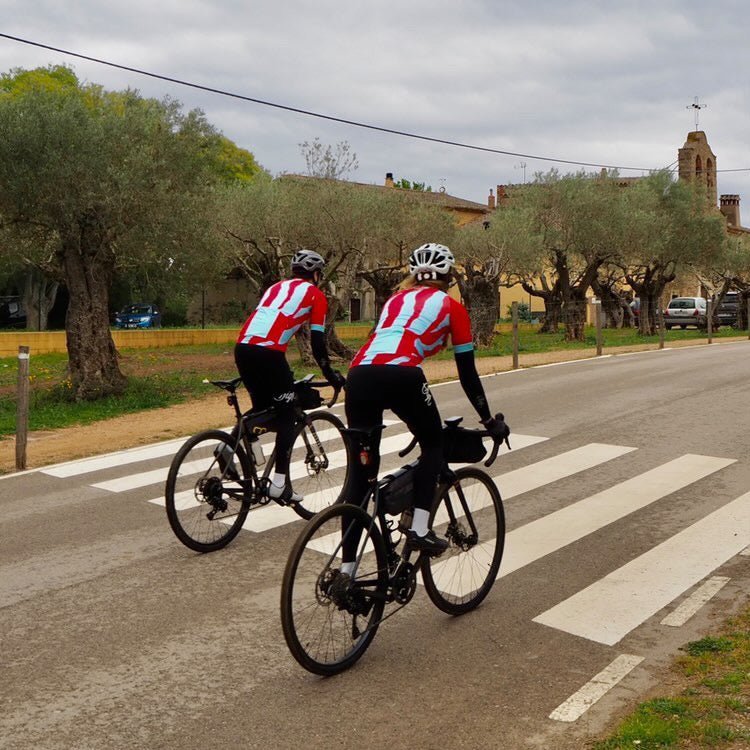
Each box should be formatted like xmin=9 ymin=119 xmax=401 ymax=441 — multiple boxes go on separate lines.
xmin=289 ymin=411 xmax=348 ymax=520
xmin=281 ymin=503 xmax=388 ymax=675
xmin=421 ymin=466 xmax=505 ymax=615
xmin=165 ymin=429 xmax=252 ymax=553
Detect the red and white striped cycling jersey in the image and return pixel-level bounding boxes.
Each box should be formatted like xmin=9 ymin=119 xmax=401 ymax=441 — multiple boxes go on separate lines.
xmin=351 ymin=286 xmax=474 ymax=368
xmin=237 ymin=279 xmax=327 ymax=351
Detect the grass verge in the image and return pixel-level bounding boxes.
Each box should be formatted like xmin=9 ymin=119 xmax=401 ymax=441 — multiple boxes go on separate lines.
xmin=594 ymin=611 xmax=750 ymax=748
xmin=0 ymin=325 xmax=746 ymax=436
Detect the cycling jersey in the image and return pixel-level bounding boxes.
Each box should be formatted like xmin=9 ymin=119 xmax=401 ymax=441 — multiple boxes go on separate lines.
xmin=237 ymin=279 xmax=327 ymax=351
xmin=351 ymin=286 xmax=474 ymax=367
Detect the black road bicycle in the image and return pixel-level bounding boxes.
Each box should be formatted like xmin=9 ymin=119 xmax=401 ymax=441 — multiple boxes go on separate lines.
xmin=165 ymin=375 xmax=345 ymax=553
xmin=280 ymin=415 xmax=508 ymax=675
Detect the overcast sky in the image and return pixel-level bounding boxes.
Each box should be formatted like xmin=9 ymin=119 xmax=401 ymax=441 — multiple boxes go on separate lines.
xmin=2 ymin=1 xmax=749 ymax=210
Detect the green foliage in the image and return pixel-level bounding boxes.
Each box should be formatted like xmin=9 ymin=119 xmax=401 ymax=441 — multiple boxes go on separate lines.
xmin=393 ymin=178 xmax=432 ymax=192
xmin=596 ymin=610 xmax=750 ymax=748
xmin=298 ymin=137 xmax=358 ymax=179
xmin=685 ymin=636 xmax=735 ymax=657
xmin=507 ymin=301 xmax=534 ymax=322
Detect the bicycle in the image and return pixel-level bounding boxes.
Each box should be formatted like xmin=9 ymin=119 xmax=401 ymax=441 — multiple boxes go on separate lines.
xmin=165 ymin=374 xmax=346 ymax=553
xmin=280 ymin=414 xmax=508 ymax=675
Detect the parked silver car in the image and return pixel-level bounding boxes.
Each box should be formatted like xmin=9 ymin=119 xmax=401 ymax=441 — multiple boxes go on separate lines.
xmin=663 ymin=296 xmax=707 ymax=330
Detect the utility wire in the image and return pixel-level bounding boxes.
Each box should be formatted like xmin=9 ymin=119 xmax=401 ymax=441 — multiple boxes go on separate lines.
xmin=2 ymin=34 xmax=748 ymax=176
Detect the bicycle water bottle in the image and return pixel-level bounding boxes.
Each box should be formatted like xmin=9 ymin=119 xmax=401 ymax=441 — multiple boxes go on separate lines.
xmin=251 ymin=440 xmax=265 ymax=466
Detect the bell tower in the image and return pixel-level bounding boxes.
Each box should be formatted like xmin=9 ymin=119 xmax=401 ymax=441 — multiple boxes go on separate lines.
xmin=678 ymin=130 xmax=717 ymax=206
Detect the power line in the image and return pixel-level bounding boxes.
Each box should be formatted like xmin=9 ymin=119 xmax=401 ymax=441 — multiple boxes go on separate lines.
xmin=0 ymin=33 xmax=671 ymax=173
xmin=2 ymin=33 xmax=749 ymax=176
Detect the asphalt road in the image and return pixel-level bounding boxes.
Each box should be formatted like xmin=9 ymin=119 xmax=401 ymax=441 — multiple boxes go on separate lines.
xmin=3 ymin=341 xmax=750 ymax=750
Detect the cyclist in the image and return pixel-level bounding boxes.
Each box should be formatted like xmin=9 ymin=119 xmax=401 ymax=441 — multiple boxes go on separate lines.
xmin=235 ymin=249 xmax=346 ymax=503
xmin=342 ymin=242 xmax=510 ymax=560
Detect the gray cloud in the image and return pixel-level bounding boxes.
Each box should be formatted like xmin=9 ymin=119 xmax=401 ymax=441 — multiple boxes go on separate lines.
xmin=2 ymin=0 xmax=748 ymax=204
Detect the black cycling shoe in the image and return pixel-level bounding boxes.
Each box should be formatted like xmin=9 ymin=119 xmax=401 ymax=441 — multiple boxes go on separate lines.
xmin=405 ymin=529 xmax=449 ymax=557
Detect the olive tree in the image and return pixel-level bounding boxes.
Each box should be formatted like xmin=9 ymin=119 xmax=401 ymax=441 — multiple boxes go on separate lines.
xmin=617 ymin=172 xmax=727 ymax=335
xmin=496 ymin=171 xmax=626 ymax=341
xmin=0 ymin=68 xmax=232 ymax=399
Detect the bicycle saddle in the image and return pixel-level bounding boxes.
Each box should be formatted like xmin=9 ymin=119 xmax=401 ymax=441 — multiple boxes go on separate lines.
xmin=208 ymin=377 xmax=243 ymax=392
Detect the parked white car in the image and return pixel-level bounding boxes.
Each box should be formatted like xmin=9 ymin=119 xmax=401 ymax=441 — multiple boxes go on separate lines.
xmin=663 ymin=297 xmax=707 ymax=330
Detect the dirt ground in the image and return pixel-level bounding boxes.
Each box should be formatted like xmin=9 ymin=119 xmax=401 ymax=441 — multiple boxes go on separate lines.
xmin=1 ymin=337 xmax=745 ymax=474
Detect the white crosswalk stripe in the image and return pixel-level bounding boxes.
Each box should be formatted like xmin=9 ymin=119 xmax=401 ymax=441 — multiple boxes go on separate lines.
xmin=501 ymin=454 xmax=735 ymax=578
xmin=39 ymin=423 xmax=750 ymax=658
xmin=533 ymin=488 xmax=750 ymax=645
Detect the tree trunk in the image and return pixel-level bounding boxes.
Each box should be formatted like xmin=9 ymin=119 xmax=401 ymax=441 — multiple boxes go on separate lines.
xmin=359 ymin=267 xmax=402 ymax=319
xmin=61 ymin=226 xmax=126 ymax=401
xmin=591 ymin=278 xmax=624 ymax=328
xmin=459 ymin=274 xmax=499 ymax=347
xmin=22 ymin=269 xmax=59 ymax=331
xmin=520 ymin=278 xmax=562 ymax=334
xmin=325 ymin=294 xmax=354 ymax=360
xmin=294 ymin=323 xmax=315 ymax=366
xmin=563 ymin=295 xmax=588 ymax=341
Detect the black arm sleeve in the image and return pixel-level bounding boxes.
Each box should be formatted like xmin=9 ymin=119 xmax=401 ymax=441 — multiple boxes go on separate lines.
xmin=455 ymin=349 xmax=492 ymax=423
xmin=311 ymin=329 xmax=335 ymax=379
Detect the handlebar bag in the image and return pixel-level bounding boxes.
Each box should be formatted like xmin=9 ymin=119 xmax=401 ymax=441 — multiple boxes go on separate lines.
xmin=294 ymin=382 xmax=323 ymax=410
xmin=442 ymin=426 xmax=487 ymax=464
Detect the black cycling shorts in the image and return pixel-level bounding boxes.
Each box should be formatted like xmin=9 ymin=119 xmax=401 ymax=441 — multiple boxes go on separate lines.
xmin=345 ymin=365 xmax=442 ymax=511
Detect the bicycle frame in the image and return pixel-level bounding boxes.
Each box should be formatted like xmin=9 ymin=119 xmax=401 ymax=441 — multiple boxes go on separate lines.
xmin=198 ymin=375 xmax=340 ymax=508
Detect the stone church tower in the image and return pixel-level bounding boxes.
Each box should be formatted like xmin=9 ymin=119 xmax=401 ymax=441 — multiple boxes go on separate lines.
xmin=678 ymin=130 xmax=717 ymax=206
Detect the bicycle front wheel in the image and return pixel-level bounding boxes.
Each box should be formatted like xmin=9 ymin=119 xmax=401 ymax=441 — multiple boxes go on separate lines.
xmin=281 ymin=503 xmax=388 ymax=675
xmin=289 ymin=411 xmax=348 ymax=520
xmin=421 ymin=467 xmax=505 ymax=615
xmin=165 ymin=430 xmax=252 ymax=553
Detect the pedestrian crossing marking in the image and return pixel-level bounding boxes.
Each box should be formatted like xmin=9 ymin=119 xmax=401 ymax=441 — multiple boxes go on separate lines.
xmin=534 ymin=484 xmax=749 ymax=646
xmin=549 ymin=654 xmax=644 ymax=722
xmin=490 ymin=443 xmax=635 ymax=499
xmin=500 ymin=454 xmax=735 ymax=578
xmin=293 ymin=442 xmax=634 ymax=571
xmin=661 ymin=576 xmax=730 ymax=627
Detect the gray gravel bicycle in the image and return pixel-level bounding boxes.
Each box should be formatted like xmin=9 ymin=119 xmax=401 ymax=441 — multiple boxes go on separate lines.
xmin=280 ymin=415 xmax=508 ymax=675
xmin=165 ymin=375 xmax=345 ymax=553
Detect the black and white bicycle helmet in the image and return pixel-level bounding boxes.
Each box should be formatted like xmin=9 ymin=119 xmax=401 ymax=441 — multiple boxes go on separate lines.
xmin=408 ymin=243 xmax=455 ymax=281
xmin=291 ymin=249 xmax=326 ymax=274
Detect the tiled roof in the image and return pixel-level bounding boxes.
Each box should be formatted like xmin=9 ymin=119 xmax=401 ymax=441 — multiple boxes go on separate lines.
xmin=280 ymin=173 xmax=490 ymax=213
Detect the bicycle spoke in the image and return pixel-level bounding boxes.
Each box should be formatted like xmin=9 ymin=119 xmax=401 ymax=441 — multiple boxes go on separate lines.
xmin=165 ymin=431 xmax=251 ymax=553
xmin=281 ymin=504 xmax=388 ymax=675
xmin=422 ymin=468 xmax=505 ymax=614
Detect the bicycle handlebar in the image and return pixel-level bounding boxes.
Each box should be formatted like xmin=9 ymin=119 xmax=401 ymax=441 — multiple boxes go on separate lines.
xmin=307 ymin=381 xmax=342 ymax=409
xmin=397 ymin=422 xmax=511 ymax=468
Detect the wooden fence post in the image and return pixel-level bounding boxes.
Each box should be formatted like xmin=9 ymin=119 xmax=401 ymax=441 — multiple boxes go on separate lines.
xmin=16 ymin=345 xmax=30 ymax=471
xmin=512 ymin=301 xmax=519 ymax=370
xmin=595 ymin=302 xmax=603 ymax=356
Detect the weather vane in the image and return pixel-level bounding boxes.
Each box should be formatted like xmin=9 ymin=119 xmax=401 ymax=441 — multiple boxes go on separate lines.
xmin=686 ymin=97 xmax=707 ymax=131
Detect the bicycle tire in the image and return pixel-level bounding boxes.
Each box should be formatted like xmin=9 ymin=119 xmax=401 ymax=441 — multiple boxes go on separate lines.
xmin=165 ymin=429 xmax=252 ymax=553
xmin=281 ymin=503 xmax=388 ymax=675
xmin=289 ymin=411 xmax=348 ymax=520
xmin=421 ymin=466 xmax=505 ymax=615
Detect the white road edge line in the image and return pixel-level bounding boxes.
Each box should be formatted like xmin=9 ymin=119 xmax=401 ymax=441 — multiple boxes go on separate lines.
xmin=660 ymin=576 xmax=730 ymax=627
xmin=549 ymin=654 xmax=644 ymax=723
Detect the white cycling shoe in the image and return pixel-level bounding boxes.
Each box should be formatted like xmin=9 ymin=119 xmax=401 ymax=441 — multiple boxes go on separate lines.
xmin=268 ymin=483 xmax=303 ymax=504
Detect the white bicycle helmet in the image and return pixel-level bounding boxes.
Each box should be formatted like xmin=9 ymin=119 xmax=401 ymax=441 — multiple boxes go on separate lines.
xmin=408 ymin=243 xmax=455 ymax=281
xmin=291 ymin=249 xmax=326 ymax=274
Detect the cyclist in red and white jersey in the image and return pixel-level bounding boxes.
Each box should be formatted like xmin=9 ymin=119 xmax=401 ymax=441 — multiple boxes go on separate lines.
xmin=343 ymin=243 xmax=510 ymax=557
xmin=235 ymin=249 xmax=345 ymax=503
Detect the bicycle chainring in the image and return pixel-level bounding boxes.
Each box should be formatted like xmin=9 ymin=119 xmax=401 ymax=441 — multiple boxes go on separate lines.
xmin=392 ymin=562 xmax=417 ymax=604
